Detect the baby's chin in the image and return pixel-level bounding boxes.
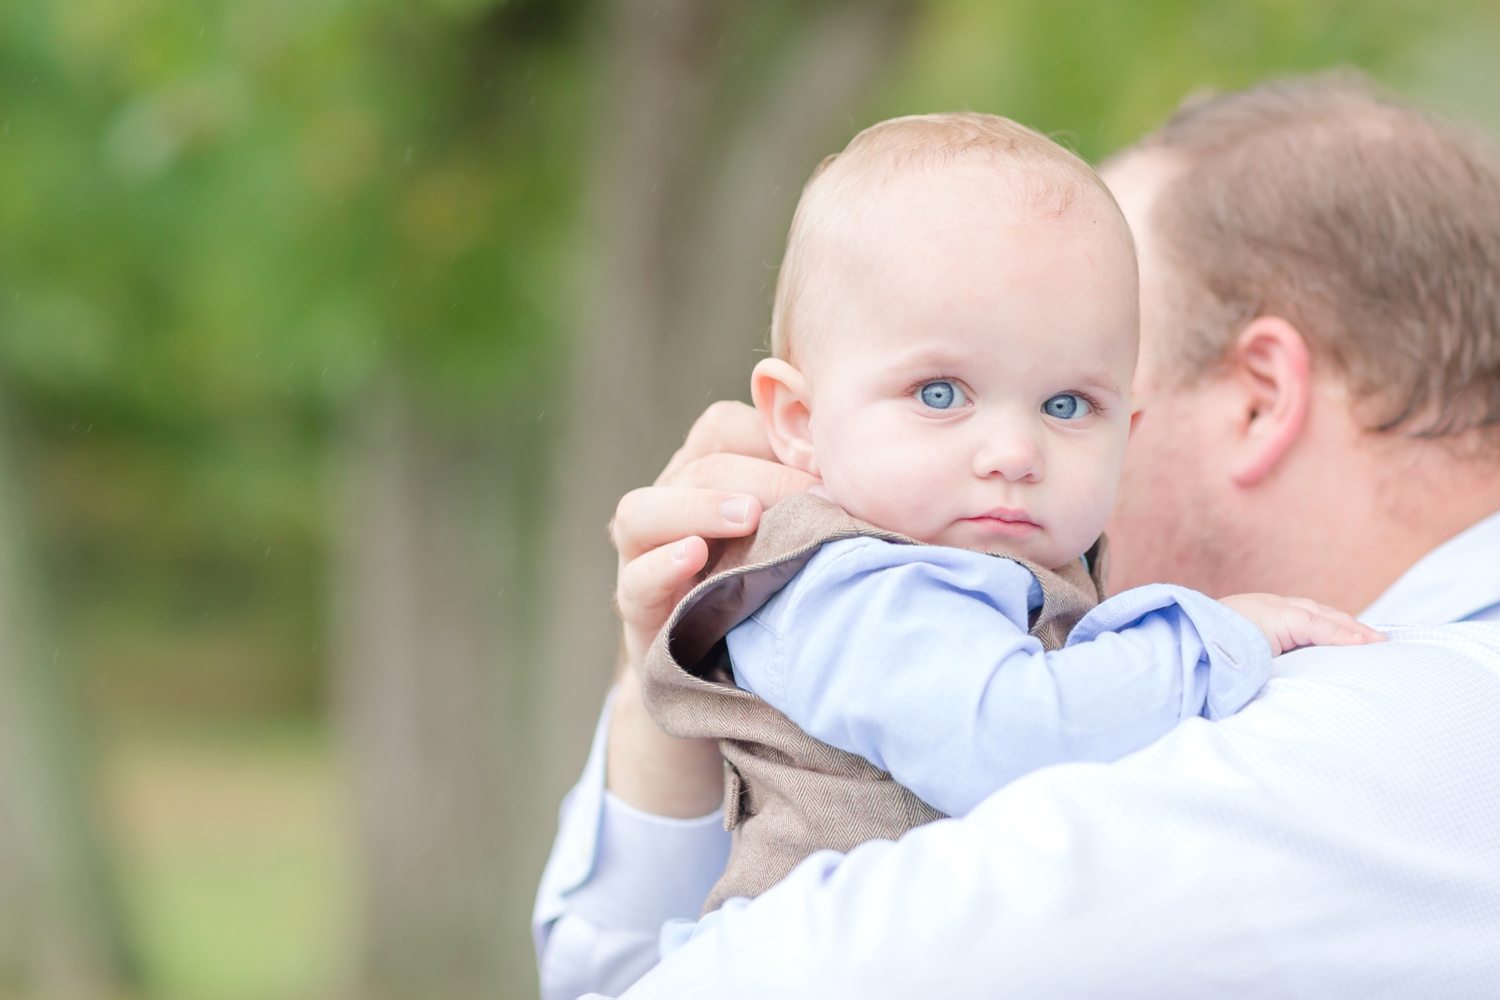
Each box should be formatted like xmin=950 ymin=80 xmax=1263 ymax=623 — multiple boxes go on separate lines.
xmin=923 ymin=522 xmax=1083 ymax=570
xmin=831 ymin=494 xmax=1090 ymax=569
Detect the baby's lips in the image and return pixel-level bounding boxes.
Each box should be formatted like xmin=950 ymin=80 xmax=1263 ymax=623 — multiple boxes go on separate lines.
xmin=969 ymin=505 xmax=1035 ymax=524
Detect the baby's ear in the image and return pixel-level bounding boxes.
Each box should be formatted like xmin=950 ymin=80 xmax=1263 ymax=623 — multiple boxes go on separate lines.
xmin=750 ymin=358 xmax=819 ymax=477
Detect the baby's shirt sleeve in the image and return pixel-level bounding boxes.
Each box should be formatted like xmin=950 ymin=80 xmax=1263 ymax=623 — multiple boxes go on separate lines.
xmin=725 ymin=537 xmax=1271 ymax=818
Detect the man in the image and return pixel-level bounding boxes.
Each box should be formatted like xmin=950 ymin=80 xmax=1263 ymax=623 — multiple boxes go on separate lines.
xmin=535 ymin=75 xmax=1500 ymax=998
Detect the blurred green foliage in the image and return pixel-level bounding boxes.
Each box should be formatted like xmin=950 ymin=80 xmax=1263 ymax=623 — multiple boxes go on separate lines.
xmin=889 ymin=0 xmax=1463 ymax=160
xmin=1 ymin=0 xmax=1493 ymax=723
xmin=0 ymin=0 xmax=590 ymax=718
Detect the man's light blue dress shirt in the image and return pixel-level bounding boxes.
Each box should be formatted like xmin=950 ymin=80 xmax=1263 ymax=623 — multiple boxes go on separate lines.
xmin=534 ymin=508 xmax=1500 ymax=1000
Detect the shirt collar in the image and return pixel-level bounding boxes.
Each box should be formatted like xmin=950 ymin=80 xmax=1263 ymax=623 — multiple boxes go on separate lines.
xmin=1359 ymin=508 xmax=1500 ymax=625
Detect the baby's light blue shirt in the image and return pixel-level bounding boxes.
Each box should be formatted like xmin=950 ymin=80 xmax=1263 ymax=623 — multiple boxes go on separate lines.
xmin=724 ymin=536 xmax=1272 ymax=818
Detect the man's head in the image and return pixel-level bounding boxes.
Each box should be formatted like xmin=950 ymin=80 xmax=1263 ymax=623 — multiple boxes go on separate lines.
xmin=753 ymin=113 xmax=1139 ymax=568
xmin=1103 ymin=74 xmax=1500 ymax=608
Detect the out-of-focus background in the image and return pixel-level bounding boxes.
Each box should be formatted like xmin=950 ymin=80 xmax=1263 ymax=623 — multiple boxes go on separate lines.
xmin=1 ymin=0 xmax=1499 ymax=997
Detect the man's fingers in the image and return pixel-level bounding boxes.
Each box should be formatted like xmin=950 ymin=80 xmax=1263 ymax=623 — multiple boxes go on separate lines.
xmin=612 ymin=487 xmax=763 ymax=562
xmin=657 ymin=401 xmax=775 ymax=483
xmin=616 ymin=535 xmax=710 ymax=632
xmin=658 ymin=452 xmax=817 ymax=507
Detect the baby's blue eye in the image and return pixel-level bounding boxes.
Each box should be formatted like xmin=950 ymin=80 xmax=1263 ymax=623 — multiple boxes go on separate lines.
xmin=1043 ymin=393 xmax=1091 ymax=419
xmin=919 ymin=380 xmax=967 ymax=410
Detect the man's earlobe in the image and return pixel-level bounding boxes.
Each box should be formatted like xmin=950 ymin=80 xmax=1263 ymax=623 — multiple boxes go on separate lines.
xmin=750 ymin=358 xmax=819 ymax=477
xmin=1229 ymin=316 xmax=1311 ymax=487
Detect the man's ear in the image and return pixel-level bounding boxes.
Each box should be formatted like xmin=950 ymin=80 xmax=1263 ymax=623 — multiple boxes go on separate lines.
xmin=750 ymin=358 xmax=820 ymax=477
xmin=1228 ymin=316 xmax=1311 ymax=487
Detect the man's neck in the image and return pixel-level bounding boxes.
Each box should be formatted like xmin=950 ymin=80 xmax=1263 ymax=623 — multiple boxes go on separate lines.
xmin=1240 ymin=436 xmax=1500 ymax=613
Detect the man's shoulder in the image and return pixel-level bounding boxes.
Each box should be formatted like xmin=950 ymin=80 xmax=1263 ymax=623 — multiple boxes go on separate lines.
xmin=1268 ymin=621 xmax=1500 ymax=686
xmin=1375 ymin=622 xmax=1500 ymax=668
xmin=1224 ymin=623 xmax=1500 ymax=766
xmin=970 ymin=620 xmax=1500 ymax=875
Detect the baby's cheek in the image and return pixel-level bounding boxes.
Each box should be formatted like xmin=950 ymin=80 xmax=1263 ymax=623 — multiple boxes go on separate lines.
xmin=827 ymin=453 xmax=921 ymax=518
xmin=1045 ymin=445 xmax=1121 ymax=546
xmin=823 ymin=431 xmax=953 ymax=534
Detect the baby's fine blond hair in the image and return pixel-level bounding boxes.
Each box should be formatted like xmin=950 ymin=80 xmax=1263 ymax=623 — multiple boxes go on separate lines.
xmin=770 ymin=112 xmax=1131 ymax=362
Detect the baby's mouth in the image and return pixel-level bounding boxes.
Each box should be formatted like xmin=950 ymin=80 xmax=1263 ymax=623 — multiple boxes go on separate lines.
xmin=963 ymin=508 xmax=1042 ymax=536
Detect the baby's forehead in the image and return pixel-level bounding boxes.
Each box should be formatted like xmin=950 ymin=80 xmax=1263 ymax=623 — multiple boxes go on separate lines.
xmin=799 ymin=162 xmax=1135 ymax=295
xmin=798 ymin=164 xmax=1138 ymax=362
xmin=876 ymin=151 xmax=1089 ymax=203
xmin=773 ymin=114 xmax=1137 ymax=364
xmin=841 ymin=157 xmax=1125 ymax=240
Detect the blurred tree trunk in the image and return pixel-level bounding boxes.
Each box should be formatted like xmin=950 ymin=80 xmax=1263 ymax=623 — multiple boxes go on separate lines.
xmin=534 ymin=0 xmax=914 ymax=810
xmin=332 ymin=382 xmax=539 ymax=997
xmin=0 ymin=446 xmax=127 ymax=995
xmin=332 ymin=2 xmax=911 ymax=998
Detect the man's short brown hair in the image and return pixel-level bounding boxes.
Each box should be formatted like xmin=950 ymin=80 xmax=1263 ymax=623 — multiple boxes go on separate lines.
xmin=1136 ymin=72 xmax=1500 ymax=443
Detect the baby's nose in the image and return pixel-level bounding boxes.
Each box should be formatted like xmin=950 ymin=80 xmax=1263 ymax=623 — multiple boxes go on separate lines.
xmin=974 ymin=436 xmax=1042 ymax=481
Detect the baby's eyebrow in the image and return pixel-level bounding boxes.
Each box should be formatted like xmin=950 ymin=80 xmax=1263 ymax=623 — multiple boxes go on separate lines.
xmin=1072 ymin=372 xmax=1123 ymax=396
xmin=883 ymin=350 xmax=973 ymax=376
xmin=881 ymin=350 xmax=1124 ymax=397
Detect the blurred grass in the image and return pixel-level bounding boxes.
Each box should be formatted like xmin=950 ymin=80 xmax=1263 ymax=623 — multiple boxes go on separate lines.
xmin=102 ymin=720 xmax=355 ymax=1000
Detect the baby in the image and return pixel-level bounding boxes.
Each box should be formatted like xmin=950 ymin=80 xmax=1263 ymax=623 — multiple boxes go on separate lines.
xmin=641 ymin=113 xmax=1379 ymax=927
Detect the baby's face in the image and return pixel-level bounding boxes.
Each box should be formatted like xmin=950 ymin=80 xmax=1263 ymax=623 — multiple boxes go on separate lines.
xmin=774 ymin=165 xmax=1139 ymax=569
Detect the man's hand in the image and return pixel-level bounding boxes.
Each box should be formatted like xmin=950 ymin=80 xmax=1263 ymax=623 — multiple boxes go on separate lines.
xmin=1219 ymin=593 xmax=1386 ymax=656
xmin=607 ymin=401 xmax=816 ymax=817
xmin=612 ymin=401 xmax=817 ymax=667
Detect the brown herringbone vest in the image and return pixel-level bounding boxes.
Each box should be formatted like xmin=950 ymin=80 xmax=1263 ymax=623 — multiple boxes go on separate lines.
xmin=641 ymin=492 xmax=1107 ymax=913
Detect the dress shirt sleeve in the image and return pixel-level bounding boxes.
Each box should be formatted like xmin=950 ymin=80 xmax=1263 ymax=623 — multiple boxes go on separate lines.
xmin=533 ymin=688 xmax=733 ymax=1000
xmin=727 ymin=539 xmax=1270 ymax=817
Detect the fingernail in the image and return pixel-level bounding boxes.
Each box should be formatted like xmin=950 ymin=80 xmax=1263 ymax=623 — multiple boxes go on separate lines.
xmin=671 ymin=540 xmax=689 ymax=561
xmin=721 ymin=496 xmax=751 ymax=524
xmin=806 ymin=482 xmax=831 ymax=500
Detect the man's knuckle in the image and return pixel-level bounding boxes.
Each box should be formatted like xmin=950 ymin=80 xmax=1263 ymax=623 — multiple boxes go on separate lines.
xmin=616 ymin=574 xmax=653 ymax=617
xmin=679 ymin=423 xmax=711 ymax=453
xmin=687 ymin=452 xmax=729 ymax=485
xmin=615 ymin=487 xmax=642 ymax=518
xmin=617 ymin=487 xmax=659 ymax=527
xmin=609 ymin=513 xmax=633 ymax=550
xmin=682 ymin=403 xmax=731 ymax=450
xmin=773 ymin=465 xmax=805 ymax=495
xmin=701 ymin=399 xmax=737 ymax=423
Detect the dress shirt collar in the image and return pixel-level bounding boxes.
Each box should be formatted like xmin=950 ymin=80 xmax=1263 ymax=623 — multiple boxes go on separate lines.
xmin=1359 ymin=507 xmax=1500 ymax=625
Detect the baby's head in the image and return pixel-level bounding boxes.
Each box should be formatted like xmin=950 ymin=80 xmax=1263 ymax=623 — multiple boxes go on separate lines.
xmin=752 ymin=113 xmax=1139 ymax=569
